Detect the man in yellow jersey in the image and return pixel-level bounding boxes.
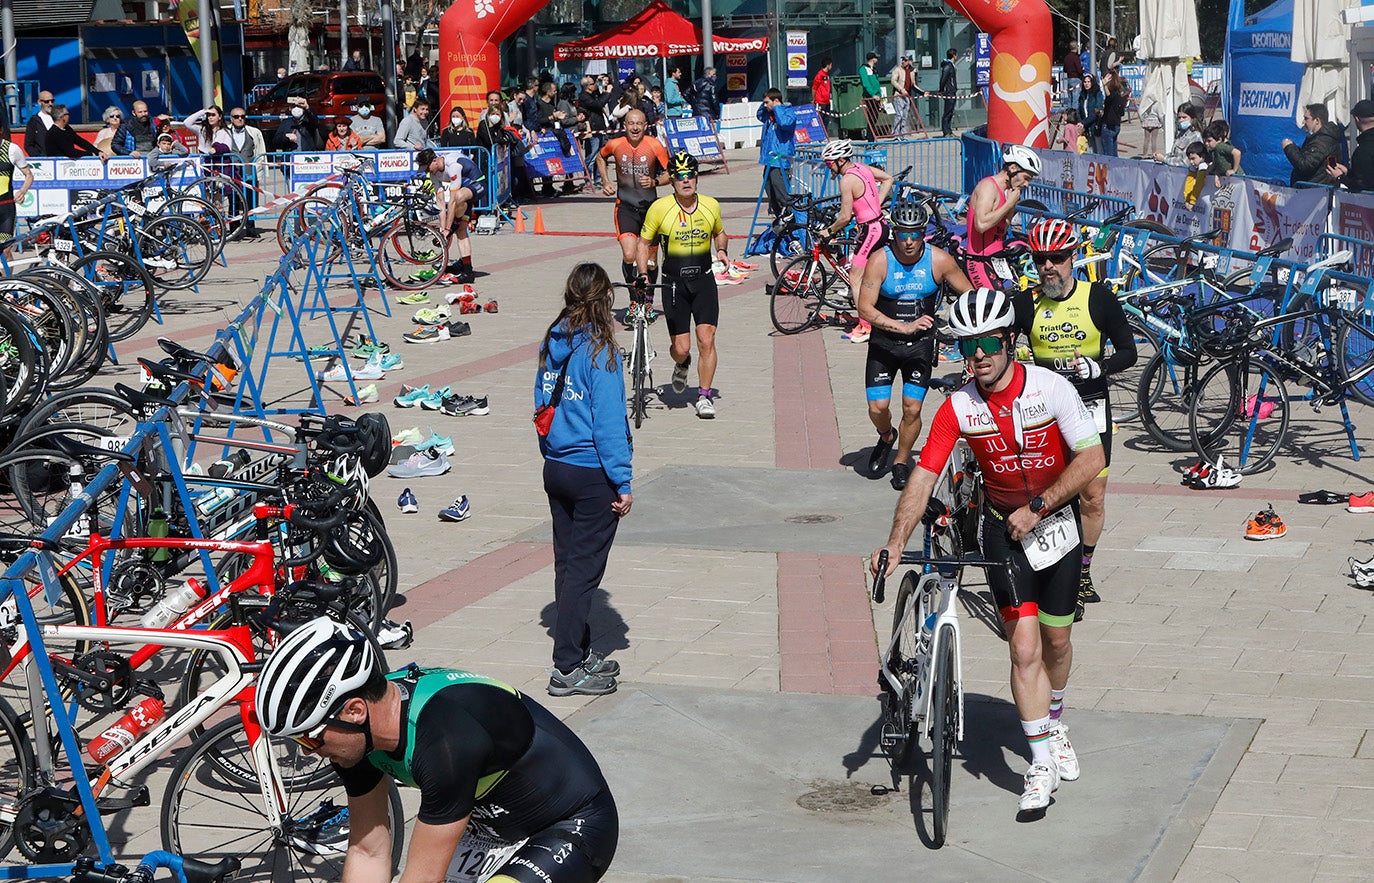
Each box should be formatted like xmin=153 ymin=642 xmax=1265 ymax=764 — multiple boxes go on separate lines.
xmin=636 ymin=151 xmax=729 ymax=419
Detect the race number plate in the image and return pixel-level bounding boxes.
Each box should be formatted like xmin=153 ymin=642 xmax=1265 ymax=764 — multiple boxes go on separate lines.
xmin=1085 ymin=398 xmax=1108 ymax=436
xmin=52 ymin=238 xmax=75 ymax=253
xmin=1021 ymin=506 xmax=1078 ymax=571
xmin=990 ymin=256 xmax=1015 ymax=281
xmin=1329 ymin=286 xmax=1359 ymax=312
xmin=443 ymin=830 xmax=525 ymax=883
xmin=125 ymin=201 xmax=146 ymax=216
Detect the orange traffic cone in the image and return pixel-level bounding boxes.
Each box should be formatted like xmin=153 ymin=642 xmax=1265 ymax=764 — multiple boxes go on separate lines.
xmin=533 ymin=207 xmax=546 ymax=234
xmin=513 ymin=208 xmax=526 ymax=232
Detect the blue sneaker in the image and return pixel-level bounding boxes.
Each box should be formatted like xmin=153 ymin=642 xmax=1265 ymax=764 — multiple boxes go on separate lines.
xmin=378 ymin=352 xmax=404 ymax=371
xmin=438 ymin=495 xmax=471 ymax=522
xmin=419 ymin=385 xmax=451 ymax=411
xmin=396 ymin=488 xmax=418 ymax=513
xmin=394 ymin=384 xmax=429 ymax=408
xmin=414 ymin=433 xmax=454 ymax=456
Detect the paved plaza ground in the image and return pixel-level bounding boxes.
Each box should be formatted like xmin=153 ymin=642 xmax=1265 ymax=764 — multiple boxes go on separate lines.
xmin=100 ymin=144 xmax=1374 ymax=881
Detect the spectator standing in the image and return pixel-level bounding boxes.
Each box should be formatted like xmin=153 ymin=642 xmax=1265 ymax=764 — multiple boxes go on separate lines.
xmin=342 ymin=50 xmax=364 ymax=72
xmin=394 ymin=98 xmax=431 ymax=151
xmin=24 ymin=91 xmax=55 ymax=157
xmin=812 ymin=56 xmax=836 ymax=137
xmin=890 ymin=54 xmax=916 ymax=136
xmin=182 ymin=106 xmax=233 ymax=154
xmin=664 ymin=67 xmax=688 ymax=117
xmin=0 ymin=115 xmax=35 ymax=247
xmin=438 ymin=106 xmax=477 ymax=148
xmin=691 ymin=67 xmax=719 ymax=120
xmin=861 ymin=52 xmax=883 ymax=127
xmin=1099 ymin=37 xmax=1120 ymax=76
xmin=111 ymin=100 xmax=159 ymax=157
xmin=578 ymin=77 xmax=610 ymax=185
xmin=224 ymin=107 xmax=266 ymax=236
xmin=537 ymin=80 xmax=574 ymax=156
xmin=273 ymin=96 xmax=320 ymax=151
xmin=757 ymin=87 xmax=796 ymax=220
xmin=1281 ymin=103 xmax=1342 ymax=186
xmin=1062 ymin=41 xmax=1084 ymax=111
xmin=633 ymin=82 xmax=659 ymax=129
xmin=1155 ymin=102 xmax=1202 ymax=164
xmin=45 ymin=105 xmax=103 ymax=159
xmin=477 ymin=89 xmax=534 ymax=202
xmin=1056 ymin=108 xmax=1084 ymax=153
xmin=518 ymin=78 xmax=542 ymax=137
xmin=534 ymin=262 xmax=633 ymax=696
xmin=326 ymin=118 xmax=364 ymax=150
xmin=1077 ymin=73 xmax=1103 ymax=153
xmin=93 ymin=106 xmax=123 ymax=155
xmin=937 ymin=48 xmax=959 ymax=137
xmin=1330 ymin=99 xmax=1374 ymax=192
xmin=1097 ymin=72 xmax=1126 ymax=156
xmin=418 ymin=67 xmax=440 ymax=126
xmin=1203 ymin=120 xmax=1242 ymax=179
xmin=350 ymin=100 xmax=386 ymax=147
xmin=649 ymin=85 xmax=666 ymax=123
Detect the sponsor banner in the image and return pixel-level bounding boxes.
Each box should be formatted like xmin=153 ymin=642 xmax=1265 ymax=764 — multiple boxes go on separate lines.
xmin=105 ymin=158 xmax=148 ymax=182
xmin=1334 ymin=191 xmax=1374 ymax=277
xmin=54 ymin=159 xmax=107 ymax=188
xmin=661 ymin=116 xmax=724 ymax=162
xmin=975 ymin=33 xmax=991 ymax=89
xmin=375 ymin=151 xmax=414 ymax=180
xmin=786 ymin=30 xmax=808 ymax=89
xmin=791 ymin=104 xmax=828 ymax=145
xmin=291 ymin=153 xmax=334 ymax=183
xmin=1236 ymin=82 xmax=1296 ymax=119
xmin=726 ymin=54 xmax=749 ymax=100
xmin=524 ymin=133 xmax=589 ymax=178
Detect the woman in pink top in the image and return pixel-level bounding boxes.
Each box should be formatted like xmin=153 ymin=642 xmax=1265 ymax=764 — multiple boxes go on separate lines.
xmin=966 ymin=143 xmax=1040 ymax=288
xmin=820 ymin=139 xmax=894 ymax=334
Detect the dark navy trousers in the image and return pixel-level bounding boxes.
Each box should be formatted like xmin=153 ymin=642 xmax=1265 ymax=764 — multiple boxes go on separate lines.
xmin=543 ymin=459 xmax=620 ymax=673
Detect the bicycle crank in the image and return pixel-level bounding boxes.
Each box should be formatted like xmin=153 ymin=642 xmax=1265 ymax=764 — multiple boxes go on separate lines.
xmin=13 ymin=787 xmax=89 ymax=862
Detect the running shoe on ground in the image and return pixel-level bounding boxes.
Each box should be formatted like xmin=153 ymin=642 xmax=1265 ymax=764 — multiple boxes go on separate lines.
xmin=459 ymin=300 xmax=483 ymax=314
xmin=438 ymin=495 xmax=471 ymax=522
xmin=582 ymin=649 xmax=620 ymax=677
xmin=695 ymin=396 xmax=716 ymax=419
xmin=390 ymin=444 xmax=417 ymax=464
xmin=349 ymin=337 xmax=388 ymax=359
xmin=447 ymin=320 xmax=472 ymax=337
xmin=443 ymin=285 xmax=480 ymax=305
xmin=403 ymin=325 xmax=451 ymax=344
xmin=1181 ymin=460 xmax=1209 ymax=486
xmin=547 ymin=665 xmax=617 ymax=697
xmin=484 ymin=299 xmax=499 ymax=313
xmin=412 ymin=306 xmax=451 ymax=325
xmin=713 ymin=269 xmax=742 ymax=286
xmin=1349 ymin=556 xmax=1374 ymax=586
xmin=1245 ymin=505 xmax=1287 ymax=540
xmin=672 ymin=357 xmax=691 ymax=394
xmin=437 ymin=273 xmax=463 ymax=285
xmin=414 ymin=433 xmax=455 ymax=455
xmin=1079 ymin=569 xmax=1101 ymax=603
xmin=396 ymin=488 xmax=418 ymax=513
xmin=405 ymin=268 xmax=438 ymax=284
xmin=731 ymin=259 xmax=758 ymax=271
xmin=387 ymin=449 xmax=451 ymax=478
xmin=868 ymin=431 xmax=895 ymax=475
xmin=1348 ymin=492 xmax=1374 ymax=513
xmin=1018 ymin=762 xmax=1059 ymax=812
xmin=343 ymin=384 xmax=378 ymax=405
xmin=1194 ymin=460 xmax=1242 ymax=489
xmin=440 ymin=394 xmax=490 ymax=417
xmin=1046 ymin=725 xmax=1079 ymax=781
xmin=296 ymin=343 xmax=336 ymax=361
xmin=456 ymin=269 xmax=477 ymax=284
xmin=376 ymin=619 xmax=414 ymax=650
xmin=396 ymin=291 xmax=430 ymax=304
xmin=320 ymin=361 xmax=383 ymax=382
xmin=843 ymin=321 xmax=871 ymax=344
xmin=377 ymin=352 xmax=404 ymax=371
xmin=890 ymin=462 xmax=911 ymax=491
xmin=394 ymin=385 xmax=429 ymax=408
xmin=419 ymin=385 xmax=452 ymax=411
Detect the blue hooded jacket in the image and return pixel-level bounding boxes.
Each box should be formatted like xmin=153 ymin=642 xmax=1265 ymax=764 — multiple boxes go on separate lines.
xmin=534 ymin=322 xmax=633 ymax=493
xmin=757 ymin=102 xmax=796 ymax=169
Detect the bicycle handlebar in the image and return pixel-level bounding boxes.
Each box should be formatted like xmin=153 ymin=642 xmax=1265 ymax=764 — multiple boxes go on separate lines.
xmin=73 ymin=852 xmax=240 ymax=883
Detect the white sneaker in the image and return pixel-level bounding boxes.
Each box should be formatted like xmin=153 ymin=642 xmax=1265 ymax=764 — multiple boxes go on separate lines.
xmin=1046 ymin=724 xmax=1079 ymax=781
xmin=1018 ymin=762 xmax=1059 ymax=811
xmin=695 ymin=396 xmax=716 ymax=419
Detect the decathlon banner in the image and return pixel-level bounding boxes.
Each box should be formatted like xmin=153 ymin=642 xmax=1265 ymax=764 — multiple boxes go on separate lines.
xmin=1224 ymin=0 xmax=1308 ymax=183
xmin=661 ymin=116 xmax=725 ymax=162
xmin=786 ymin=31 xmax=808 ymax=89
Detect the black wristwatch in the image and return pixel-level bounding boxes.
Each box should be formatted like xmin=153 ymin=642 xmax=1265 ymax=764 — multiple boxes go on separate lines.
xmin=1029 ymin=496 xmax=1050 ymax=517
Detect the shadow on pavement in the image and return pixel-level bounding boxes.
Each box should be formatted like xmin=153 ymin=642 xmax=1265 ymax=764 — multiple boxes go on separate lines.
xmin=539 ymin=588 xmax=630 ymax=658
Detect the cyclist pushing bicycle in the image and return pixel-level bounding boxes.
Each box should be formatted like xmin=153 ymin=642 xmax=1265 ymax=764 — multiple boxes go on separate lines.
xmin=819 ymin=138 xmax=893 ymax=332
xmin=871 ymin=287 xmax=1104 ymax=815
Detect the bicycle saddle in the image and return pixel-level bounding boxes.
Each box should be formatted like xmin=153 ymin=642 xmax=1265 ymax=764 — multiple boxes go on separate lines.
xmin=929 ymin=374 xmax=964 ymax=394
xmin=157 ymin=337 xmax=224 ymax=369
xmin=1255 ymin=237 xmax=1293 ymax=258
xmin=1101 ymin=206 xmax=1131 ymax=226
xmin=113 ymin=382 xmax=174 ymax=412
xmin=183 ymin=857 xmax=242 ymax=883
xmin=137 ymin=358 xmax=206 ymax=387
xmin=1176 ymin=228 xmax=1224 ymax=248
xmin=46 ymin=433 xmax=136 ymax=464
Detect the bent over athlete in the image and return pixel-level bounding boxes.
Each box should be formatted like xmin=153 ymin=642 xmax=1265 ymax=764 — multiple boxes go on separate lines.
xmin=258 ymin=617 xmax=618 ymax=883
xmin=872 ymin=288 xmax=1104 ymax=815
xmin=820 ymin=139 xmax=893 ymax=322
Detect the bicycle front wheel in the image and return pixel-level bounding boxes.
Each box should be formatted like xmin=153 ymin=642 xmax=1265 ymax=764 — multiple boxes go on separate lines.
xmin=0 ymin=695 xmax=35 ymax=861
xmin=377 ymin=219 xmax=448 ymax=290
xmin=1137 ymin=351 xmax=1203 ymax=452
xmin=1189 ymin=358 xmax=1290 ymax=475
xmin=929 ymin=623 xmax=957 ymax=848
xmin=1336 ymin=312 xmax=1374 ymax=408
xmin=881 ymin=571 xmax=921 ymax=767
xmin=161 ymin=717 xmax=404 ymax=883
xmin=770 ymin=255 xmax=825 ymax=334
xmin=630 ymin=325 xmax=648 ymax=429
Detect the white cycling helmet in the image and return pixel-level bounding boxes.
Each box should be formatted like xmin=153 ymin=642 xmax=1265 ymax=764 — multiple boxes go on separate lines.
xmin=948 ymin=287 xmax=1015 ymax=337
xmin=257 ymin=616 xmax=378 ymax=738
xmin=820 ymin=139 xmax=854 ymax=162
xmin=1002 ymin=143 xmax=1042 ymax=177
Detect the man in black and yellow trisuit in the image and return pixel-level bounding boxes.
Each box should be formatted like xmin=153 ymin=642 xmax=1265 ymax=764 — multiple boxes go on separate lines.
xmin=1014 ymin=218 xmax=1137 ymax=621
xmin=0 ymin=115 xmax=35 ymax=249
xmin=636 ymin=151 xmax=729 ymax=419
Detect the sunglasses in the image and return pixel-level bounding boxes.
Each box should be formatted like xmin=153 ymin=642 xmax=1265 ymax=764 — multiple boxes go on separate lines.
xmin=672 ymin=172 xmax=696 ymax=181
xmin=289 ymin=710 xmax=366 ymax=751
xmin=231 ymin=114 xmax=246 ymax=119
xmin=957 ymin=335 xmax=1006 ymax=358
xmin=40 ymin=99 xmax=53 ymax=104
xmin=1033 ymin=249 xmax=1074 ymax=265
xmin=892 ymin=230 xmax=924 ymax=241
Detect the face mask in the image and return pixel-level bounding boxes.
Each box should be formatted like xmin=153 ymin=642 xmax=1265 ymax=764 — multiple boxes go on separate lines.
xmin=357 ymin=106 xmax=371 ymax=117
xmin=487 ymin=112 xmax=502 ymax=123
xmin=291 ymin=107 xmax=304 ymax=119
xmin=1178 ymin=119 xmax=1191 ymax=129
xmin=451 ymin=115 xmax=462 ymax=126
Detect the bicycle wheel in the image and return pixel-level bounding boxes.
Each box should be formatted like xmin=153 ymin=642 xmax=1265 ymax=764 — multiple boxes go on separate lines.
xmin=68 ymin=251 xmax=155 ymax=342
xmin=0 ymin=277 xmax=77 ymax=382
xmin=771 ymin=255 xmax=826 ymax=334
xmin=0 ymin=306 xmax=46 ymax=420
xmin=630 ymin=324 xmax=648 ymax=429
xmin=1189 ymin=357 xmax=1290 ymax=475
xmin=881 ymin=571 xmax=921 ymax=767
xmin=1137 ymin=351 xmax=1204 ymax=452
xmin=769 ymin=226 xmax=806 ymax=278
xmin=276 ymin=197 xmax=338 ymax=254
xmin=138 ymin=215 xmax=215 ymax=290
xmin=1337 ymin=314 xmax=1374 ymax=407
xmin=929 ymin=622 xmax=957 ymax=848
xmin=0 ymin=695 xmax=35 ymax=861
xmin=1107 ymin=318 xmax=1157 ymax=424
xmin=376 ymin=219 xmax=448 ymax=290
xmin=161 ymin=717 xmax=404 ymax=883
xmin=15 ymin=389 xmax=139 ymax=441
xmin=19 ymin=266 xmax=108 ymax=390
xmin=160 ymin=196 xmax=229 ymax=260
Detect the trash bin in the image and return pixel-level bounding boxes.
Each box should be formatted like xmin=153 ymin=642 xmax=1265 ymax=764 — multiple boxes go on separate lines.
xmin=831 ymin=75 xmax=889 ymax=139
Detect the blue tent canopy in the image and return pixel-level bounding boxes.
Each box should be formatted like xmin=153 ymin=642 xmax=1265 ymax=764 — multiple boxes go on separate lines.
xmin=1224 ymin=0 xmax=1308 ymax=182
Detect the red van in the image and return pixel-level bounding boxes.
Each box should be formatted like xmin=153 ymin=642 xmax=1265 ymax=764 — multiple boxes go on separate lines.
xmin=248 ymin=71 xmax=387 ymax=135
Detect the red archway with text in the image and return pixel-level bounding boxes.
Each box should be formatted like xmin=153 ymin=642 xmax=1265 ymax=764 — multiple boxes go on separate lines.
xmin=946 ymin=0 xmax=1052 ymax=147
xmin=438 ymin=0 xmax=550 ymax=128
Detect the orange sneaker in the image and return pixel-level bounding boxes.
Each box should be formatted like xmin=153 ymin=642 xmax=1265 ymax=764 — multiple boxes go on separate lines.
xmin=1348 ymin=492 xmax=1374 ymax=513
xmin=1244 ymin=505 xmax=1287 ymax=541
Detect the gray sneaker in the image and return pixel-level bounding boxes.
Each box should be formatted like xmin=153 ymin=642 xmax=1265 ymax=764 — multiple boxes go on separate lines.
xmin=387 ymin=449 xmax=451 ymax=478
xmin=548 ymin=664 xmax=617 ymax=696
xmin=671 ymin=356 xmax=691 ymax=394
xmin=582 ymin=650 xmax=620 ymax=677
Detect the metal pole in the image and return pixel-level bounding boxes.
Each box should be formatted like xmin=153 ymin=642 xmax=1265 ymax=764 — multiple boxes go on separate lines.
xmin=1 ymin=0 xmax=17 ymax=85
xmin=702 ymin=0 xmax=714 ymax=70
xmin=380 ymin=0 xmax=398 ymax=141
xmin=895 ymin=0 xmax=906 ymax=62
xmin=1109 ymin=0 xmax=1115 ymax=46
xmin=199 ymin=0 xmax=215 ymax=108
xmin=340 ymin=0 xmax=349 ymax=65
xmin=1088 ymin=0 xmax=1097 ymax=76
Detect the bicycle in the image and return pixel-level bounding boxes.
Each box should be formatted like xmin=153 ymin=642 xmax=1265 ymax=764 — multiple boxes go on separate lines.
xmin=767 ymin=225 xmax=862 ymax=334
xmin=73 ymin=850 xmax=239 ymax=883
xmin=612 ymin=282 xmax=674 ymax=428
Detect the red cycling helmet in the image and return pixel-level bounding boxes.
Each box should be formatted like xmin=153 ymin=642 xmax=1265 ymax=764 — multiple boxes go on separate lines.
xmin=1027 ymin=217 xmax=1081 ymax=253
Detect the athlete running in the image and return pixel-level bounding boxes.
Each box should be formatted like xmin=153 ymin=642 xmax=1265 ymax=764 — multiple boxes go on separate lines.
xmin=596 ymin=109 xmax=670 ymax=286
xmin=1014 ymin=217 xmax=1137 ymax=621
xmin=856 ymin=202 xmax=972 ymax=491
xmin=637 ymin=151 xmax=729 ymax=419
xmin=819 ymin=139 xmax=893 ymax=325
xmin=0 ymin=117 xmax=34 ymax=249
xmin=417 ymin=147 xmax=485 ymax=284
xmin=966 ymin=144 xmax=1040 ymax=289
xmin=258 ymin=617 xmax=618 ymax=883
xmin=871 ymin=287 xmax=1104 ymax=815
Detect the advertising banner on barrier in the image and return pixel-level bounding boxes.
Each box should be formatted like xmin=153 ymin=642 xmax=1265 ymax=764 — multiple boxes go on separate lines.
xmin=1334 ymin=190 xmax=1374 ymax=276
xmin=661 ymin=116 xmax=724 ymax=161
xmin=524 ymin=133 xmax=588 ymax=178
xmin=791 ymin=104 xmax=829 ymax=145
xmin=18 ymin=156 xmax=204 ymax=216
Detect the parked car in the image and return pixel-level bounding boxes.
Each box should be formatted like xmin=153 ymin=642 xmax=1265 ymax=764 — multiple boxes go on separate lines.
xmin=248 ymin=70 xmax=387 ymax=136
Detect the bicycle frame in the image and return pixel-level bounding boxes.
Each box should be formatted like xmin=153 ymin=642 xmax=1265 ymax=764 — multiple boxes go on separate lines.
xmin=877 ymin=557 xmax=964 ymax=744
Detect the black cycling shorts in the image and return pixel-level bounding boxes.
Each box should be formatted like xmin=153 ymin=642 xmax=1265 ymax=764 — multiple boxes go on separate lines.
xmin=1084 ymin=394 xmax=1112 ymax=472
xmin=492 ymin=790 xmax=618 ymax=883
xmin=977 ymin=502 xmax=1082 ymax=628
xmin=0 ymin=201 xmax=15 ymax=240
xmin=614 ymin=201 xmax=650 ymax=240
xmin=662 ymin=273 xmax=719 ymax=337
xmin=865 ymin=335 xmax=934 ymax=403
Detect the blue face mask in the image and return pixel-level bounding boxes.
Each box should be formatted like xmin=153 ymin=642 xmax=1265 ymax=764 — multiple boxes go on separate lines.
xmin=1178 ymin=119 xmax=1192 ymax=130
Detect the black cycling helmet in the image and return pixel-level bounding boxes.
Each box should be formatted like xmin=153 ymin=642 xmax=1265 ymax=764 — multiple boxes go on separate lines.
xmin=667 ymin=151 xmax=699 ymax=178
xmin=891 ymin=202 xmax=929 ymax=230
xmin=415 ymin=147 xmax=437 ymax=169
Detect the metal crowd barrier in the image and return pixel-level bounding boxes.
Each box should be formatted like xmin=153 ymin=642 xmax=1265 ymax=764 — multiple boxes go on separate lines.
xmin=1019 ymin=182 xmax=1132 ymax=222
xmin=789 ymin=137 xmax=965 ymax=200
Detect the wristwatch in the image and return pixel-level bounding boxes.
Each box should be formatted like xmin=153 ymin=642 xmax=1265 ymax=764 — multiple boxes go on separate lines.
xmin=1029 ymin=496 xmax=1050 ymax=517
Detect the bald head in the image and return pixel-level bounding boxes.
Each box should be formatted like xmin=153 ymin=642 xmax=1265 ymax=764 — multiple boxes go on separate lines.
xmin=625 ymin=108 xmax=647 ymax=139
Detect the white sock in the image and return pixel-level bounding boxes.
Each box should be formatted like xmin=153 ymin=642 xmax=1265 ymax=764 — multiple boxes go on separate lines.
xmin=1022 ymin=715 xmax=1054 ymax=766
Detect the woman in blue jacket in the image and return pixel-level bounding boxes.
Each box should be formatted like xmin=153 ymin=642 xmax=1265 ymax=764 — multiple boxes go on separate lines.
xmin=535 ymin=262 xmax=634 ymax=697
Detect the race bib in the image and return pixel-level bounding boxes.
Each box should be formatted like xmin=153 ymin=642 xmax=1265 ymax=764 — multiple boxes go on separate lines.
xmin=443 ymin=828 xmax=525 ymax=883
xmin=1085 ymin=398 xmax=1108 ymax=436
xmin=990 ymin=256 xmax=1015 ymax=280
xmin=1021 ymin=506 xmax=1078 ymax=571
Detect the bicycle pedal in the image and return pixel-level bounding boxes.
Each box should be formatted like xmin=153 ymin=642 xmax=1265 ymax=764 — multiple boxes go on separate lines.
xmin=96 ymin=785 xmax=150 ymax=812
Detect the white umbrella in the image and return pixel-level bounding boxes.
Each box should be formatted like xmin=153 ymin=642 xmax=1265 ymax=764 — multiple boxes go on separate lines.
xmin=1292 ymin=0 xmax=1351 ymax=125
xmin=1139 ymin=0 xmax=1200 ymax=152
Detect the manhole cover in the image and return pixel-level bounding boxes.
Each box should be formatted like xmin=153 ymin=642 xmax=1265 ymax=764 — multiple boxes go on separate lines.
xmin=785 ymin=513 xmax=839 ymax=525
xmin=796 ymin=782 xmax=891 ymax=812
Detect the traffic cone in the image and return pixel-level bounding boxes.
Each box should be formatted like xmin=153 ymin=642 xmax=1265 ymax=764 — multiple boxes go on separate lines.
xmin=533 ymin=207 xmax=546 ymax=234
xmin=513 ymin=208 xmax=526 ymax=232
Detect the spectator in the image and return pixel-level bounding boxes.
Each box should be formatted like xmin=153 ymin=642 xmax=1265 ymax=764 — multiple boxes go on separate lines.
xmin=477 ymin=89 xmax=534 ymax=202
xmin=417 ymin=67 xmax=440 ymax=125
xmin=1183 ymin=141 xmax=1210 ymax=207
xmin=578 ymin=76 xmax=609 ymax=184
xmin=649 ymin=85 xmax=666 ymax=123
xmin=1056 ymin=108 xmax=1084 ymax=153
xmin=327 ymin=118 xmax=364 ymax=150
xmin=0 ymin=115 xmax=34 ymax=248
xmin=537 ymin=80 xmax=574 ymax=156
xmin=812 ymin=56 xmax=835 ymax=137
xmin=45 ymin=105 xmax=103 ymax=159
xmin=1281 ymin=103 xmax=1342 ymax=186
xmin=224 ymin=107 xmax=266 ymax=235
xmin=1100 ymin=37 xmax=1119 ymax=76
xmin=273 ymin=96 xmax=320 ymax=151
xmin=1203 ymin=119 xmax=1242 ymax=179
xmin=936 ymin=48 xmax=959 ymax=137
xmin=1077 ymin=73 xmax=1103 ymax=153
xmin=1139 ymin=94 xmax=1166 ymax=159
xmin=1330 ymin=99 xmax=1374 ymax=192
xmin=93 ymin=106 xmax=123 ymax=155
xmin=518 ymin=78 xmax=542 ymax=136
xmin=633 ymin=81 xmax=658 ymax=129
xmin=147 ymin=131 xmax=189 ymax=167
xmin=394 ymin=98 xmax=431 ymax=151
xmin=404 ymin=48 xmax=422 ymax=81
xmin=608 ymin=88 xmax=638 ymax=129
xmin=342 ymin=50 xmax=364 ymax=72
xmin=111 ymin=100 xmax=158 ymax=157
xmin=276 ymin=67 xmax=287 ymax=81
xmin=757 ymin=87 xmax=796 ymax=220
xmin=1097 ymin=71 xmax=1126 ymax=156
xmin=24 ymin=90 xmax=55 ymax=157
xmin=890 ymin=54 xmax=915 ymax=136
xmin=182 ymin=105 xmax=232 ymax=154
xmin=691 ymin=67 xmax=719 ymax=120
xmin=1062 ymin=41 xmax=1084 ymax=111
xmin=664 ymin=67 xmax=688 ymax=118
xmin=860 ymin=52 xmax=883 ymax=127
xmin=438 ymin=106 xmax=476 ymax=148
xmin=350 ymin=100 xmax=386 ymax=147
xmin=1155 ymin=102 xmax=1202 ymax=165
